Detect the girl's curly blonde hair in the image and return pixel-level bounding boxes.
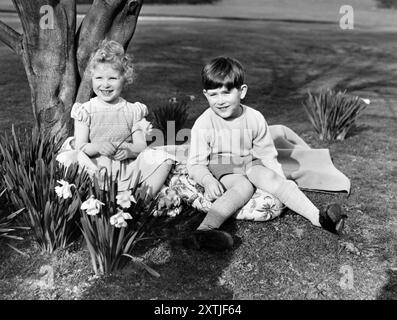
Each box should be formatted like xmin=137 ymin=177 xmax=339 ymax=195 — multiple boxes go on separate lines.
xmin=88 ymin=39 xmax=135 ymax=84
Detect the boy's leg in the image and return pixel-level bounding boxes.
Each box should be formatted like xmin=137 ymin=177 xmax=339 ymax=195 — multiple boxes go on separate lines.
xmin=198 ymin=174 xmax=255 ymax=230
xmin=246 ymin=165 xmax=346 ymax=234
xmin=183 ymin=174 xmax=254 ymax=251
xmin=246 ymin=165 xmax=321 ymax=225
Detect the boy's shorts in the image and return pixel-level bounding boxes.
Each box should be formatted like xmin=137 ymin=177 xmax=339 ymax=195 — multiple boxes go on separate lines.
xmin=208 ymin=155 xmax=263 ymax=180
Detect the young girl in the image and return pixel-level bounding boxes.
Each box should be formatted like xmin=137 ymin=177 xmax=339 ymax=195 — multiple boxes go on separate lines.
xmin=71 ymin=40 xmax=173 ymax=199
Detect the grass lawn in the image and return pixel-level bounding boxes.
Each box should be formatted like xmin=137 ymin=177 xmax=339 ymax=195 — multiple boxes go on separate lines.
xmin=0 ymin=16 xmax=396 ymax=300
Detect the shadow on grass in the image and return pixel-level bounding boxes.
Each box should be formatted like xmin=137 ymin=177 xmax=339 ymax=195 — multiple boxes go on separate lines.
xmin=377 ymin=269 xmax=397 ymax=300
xmin=263 ymin=50 xmax=397 ymax=110
xmin=79 ymin=190 xmax=349 ymax=300
xmin=81 ymin=210 xmax=240 ymax=299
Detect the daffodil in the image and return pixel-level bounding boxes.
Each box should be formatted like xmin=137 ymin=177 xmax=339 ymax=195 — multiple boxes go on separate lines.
xmin=81 ymin=195 xmax=105 ymax=216
xmin=360 ymin=98 xmax=371 ymax=104
xmin=360 ymin=98 xmax=371 ymax=105
xmin=116 ymin=190 xmax=136 ymax=208
xmin=55 ymin=180 xmax=76 ymax=199
xmin=110 ymin=208 xmax=132 ymax=228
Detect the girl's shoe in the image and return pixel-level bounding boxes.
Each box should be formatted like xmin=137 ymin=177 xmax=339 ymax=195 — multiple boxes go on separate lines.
xmin=319 ymin=203 xmax=347 ymax=234
xmin=183 ymin=229 xmax=234 ymax=251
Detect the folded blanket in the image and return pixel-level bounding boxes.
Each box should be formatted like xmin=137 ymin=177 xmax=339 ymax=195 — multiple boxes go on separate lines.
xmin=269 ymin=125 xmax=350 ymax=193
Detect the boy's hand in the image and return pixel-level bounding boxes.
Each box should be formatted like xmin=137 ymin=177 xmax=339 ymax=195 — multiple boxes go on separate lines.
xmin=99 ymin=142 xmax=116 ymax=157
xmin=202 ymin=175 xmax=224 ymax=201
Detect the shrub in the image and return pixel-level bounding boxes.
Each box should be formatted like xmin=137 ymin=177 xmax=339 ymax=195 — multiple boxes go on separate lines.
xmin=0 ymin=161 xmax=26 ymax=243
xmin=0 ymin=189 xmax=26 ymax=242
xmin=0 ymin=127 xmax=92 ymax=252
xmin=375 ymin=0 xmax=397 ymax=9
xmin=302 ymin=89 xmax=369 ymax=141
xmin=150 ymin=96 xmax=191 ymax=145
xmin=79 ymin=172 xmax=159 ymax=276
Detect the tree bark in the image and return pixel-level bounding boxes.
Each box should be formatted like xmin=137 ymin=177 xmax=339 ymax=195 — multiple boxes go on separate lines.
xmin=0 ymin=20 xmax=22 ymax=55
xmin=11 ymin=0 xmax=77 ymax=136
xmin=0 ymin=0 xmax=144 ymax=137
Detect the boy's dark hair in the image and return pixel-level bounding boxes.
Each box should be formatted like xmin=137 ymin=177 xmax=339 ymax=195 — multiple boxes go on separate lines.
xmin=201 ymin=56 xmax=245 ymax=90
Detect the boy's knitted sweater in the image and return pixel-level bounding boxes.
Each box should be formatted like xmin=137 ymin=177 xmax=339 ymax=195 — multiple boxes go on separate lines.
xmin=187 ymin=105 xmax=285 ymax=186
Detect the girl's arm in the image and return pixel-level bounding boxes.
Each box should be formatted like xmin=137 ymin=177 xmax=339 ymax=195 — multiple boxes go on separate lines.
xmin=74 ymin=120 xmax=115 ymax=157
xmin=113 ymin=129 xmax=147 ymax=161
xmin=74 ymin=120 xmax=94 ymax=155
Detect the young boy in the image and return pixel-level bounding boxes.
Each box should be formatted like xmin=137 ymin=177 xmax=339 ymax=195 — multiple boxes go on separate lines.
xmin=185 ymin=56 xmax=346 ymax=251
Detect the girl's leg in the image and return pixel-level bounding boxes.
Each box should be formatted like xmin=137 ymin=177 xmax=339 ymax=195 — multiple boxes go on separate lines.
xmin=198 ymin=174 xmax=254 ymax=230
xmin=138 ymin=160 xmax=174 ymax=202
xmin=246 ymin=165 xmax=321 ymax=227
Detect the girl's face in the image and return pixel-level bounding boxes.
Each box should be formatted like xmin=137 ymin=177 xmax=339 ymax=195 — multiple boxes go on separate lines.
xmin=92 ymin=63 xmax=125 ymax=104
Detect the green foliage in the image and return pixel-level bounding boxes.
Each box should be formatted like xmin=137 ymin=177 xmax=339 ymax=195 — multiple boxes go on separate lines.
xmin=302 ymin=89 xmax=368 ymax=141
xmin=79 ymin=172 xmax=159 ymax=276
xmin=375 ymin=0 xmax=397 ymax=8
xmin=151 ymin=96 xmax=191 ymax=145
xmin=0 ymin=189 xmax=26 ymax=242
xmin=0 ymin=127 xmax=91 ymax=252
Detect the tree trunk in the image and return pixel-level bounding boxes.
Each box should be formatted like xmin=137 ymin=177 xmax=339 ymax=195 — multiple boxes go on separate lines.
xmin=0 ymin=0 xmax=144 ymax=138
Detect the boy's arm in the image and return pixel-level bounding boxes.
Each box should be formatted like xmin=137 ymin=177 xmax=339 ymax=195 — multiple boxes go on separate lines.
xmin=252 ymin=115 xmax=285 ymax=178
xmin=187 ymin=121 xmax=214 ymax=186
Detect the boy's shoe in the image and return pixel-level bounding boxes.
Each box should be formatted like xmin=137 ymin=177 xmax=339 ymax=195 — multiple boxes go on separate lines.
xmin=319 ymin=203 xmax=347 ymax=235
xmin=183 ymin=229 xmax=234 ymax=251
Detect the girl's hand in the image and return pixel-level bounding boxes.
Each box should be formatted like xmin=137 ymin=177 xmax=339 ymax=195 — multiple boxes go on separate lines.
xmin=202 ymin=175 xmax=224 ymax=201
xmin=113 ymin=148 xmax=132 ymax=161
xmin=99 ymin=142 xmax=116 ymax=157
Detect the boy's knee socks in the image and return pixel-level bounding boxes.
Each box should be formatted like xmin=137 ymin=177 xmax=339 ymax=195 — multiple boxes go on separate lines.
xmin=274 ymin=180 xmax=320 ymax=227
xmin=198 ymin=189 xmax=247 ymax=230
xmin=197 ymin=179 xmax=321 ymax=229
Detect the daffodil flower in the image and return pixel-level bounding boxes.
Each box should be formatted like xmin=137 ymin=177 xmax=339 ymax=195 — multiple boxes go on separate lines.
xmin=110 ymin=209 xmax=132 ymax=228
xmin=116 ymin=190 xmax=136 ymax=208
xmin=55 ymin=180 xmax=76 ymax=199
xmin=360 ymin=98 xmax=371 ymax=105
xmin=81 ymin=195 xmax=105 ymax=216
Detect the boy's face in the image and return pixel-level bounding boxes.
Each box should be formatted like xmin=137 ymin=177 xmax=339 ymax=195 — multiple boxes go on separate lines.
xmin=203 ymin=85 xmax=247 ymax=120
xmin=92 ymin=63 xmax=125 ymax=104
